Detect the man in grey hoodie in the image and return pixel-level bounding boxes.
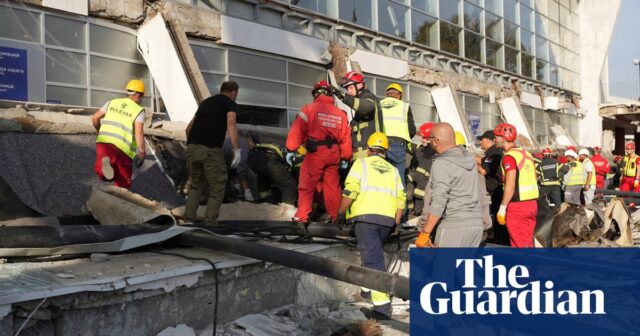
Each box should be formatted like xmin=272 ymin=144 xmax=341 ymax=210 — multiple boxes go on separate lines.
xmin=415 ymin=122 xmax=483 ymax=248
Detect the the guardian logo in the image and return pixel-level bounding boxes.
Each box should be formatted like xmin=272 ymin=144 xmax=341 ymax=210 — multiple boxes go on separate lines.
xmin=420 ymin=255 xmax=606 ymax=316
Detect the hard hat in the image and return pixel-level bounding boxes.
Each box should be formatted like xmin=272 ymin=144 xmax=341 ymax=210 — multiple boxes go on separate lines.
xmin=593 ymin=146 xmax=601 ymax=151
xmin=297 ymin=145 xmax=307 ymax=155
xmin=418 ymin=122 xmax=434 ymax=139
xmin=567 ymin=146 xmax=577 ymax=152
xmin=367 ymin=132 xmax=389 ymax=151
xmin=312 ymin=80 xmax=331 ymax=96
xmin=614 ymin=155 xmax=622 ymax=162
xmin=454 ymin=131 xmax=466 ymax=146
xmin=578 ymin=148 xmax=590 ymax=156
xmin=493 ymin=123 xmax=517 ymax=142
xmin=542 ymin=147 xmax=552 ymax=155
xmin=126 ymin=79 xmax=145 ymax=94
xmin=564 ymin=149 xmax=578 ymax=158
xmin=385 ymin=83 xmax=403 ymax=95
xmin=626 ymin=142 xmax=636 ymax=150
xmin=341 ymin=71 xmax=364 ymax=88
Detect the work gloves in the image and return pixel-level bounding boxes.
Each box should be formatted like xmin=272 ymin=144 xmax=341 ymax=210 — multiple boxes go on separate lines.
xmin=415 ymin=232 xmax=431 ymax=248
xmin=497 ymin=204 xmax=507 ymax=225
xmin=339 ymin=160 xmax=349 ymax=170
xmin=331 ymin=85 xmax=345 ymax=100
xmin=231 ymin=148 xmax=242 ymax=169
xmin=244 ymin=189 xmax=254 ymax=202
xmin=635 ymin=179 xmax=640 ymax=189
xmin=285 ymin=152 xmax=296 ymax=167
xmin=133 ymin=152 xmax=145 ymax=168
xmin=334 ymin=212 xmax=347 ymax=229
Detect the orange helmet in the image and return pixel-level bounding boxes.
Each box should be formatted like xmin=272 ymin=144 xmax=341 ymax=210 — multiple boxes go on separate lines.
xmin=493 ymin=123 xmax=517 ymax=142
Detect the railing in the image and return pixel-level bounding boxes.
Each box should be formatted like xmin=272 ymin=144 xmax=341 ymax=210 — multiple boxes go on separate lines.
xmin=601 ymin=80 xmax=640 ymax=104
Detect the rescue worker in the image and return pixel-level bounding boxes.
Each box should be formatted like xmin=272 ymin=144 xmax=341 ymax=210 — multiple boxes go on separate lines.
xmin=335 ymin=132 xmax=405 ymax=320
xmin=558 ymin=149 xmax=584 ymax=205
xmin=579 ymin=148 xmax=596 ymax=205
xmin=380 ymin=83 xmax=416 ymax=185
xmin=536 ymin=147 xmax=562 ymax=208
xmin=92 ymin=79 xmax=147 ymax=189
xmin=494 ymin=123 xmax=539 ymax=248
xmin=185 ymin=81 xmax=241 ymax=224
xmin=247 ymin=134 xmax=297 ymax=205
xmin=408 ymin=122 xmax=437 ymax=216
xmin=287 ymin=80 xmax=352 ymax=226
xmin=620 ymin=142 xmax=640 ymax=192
xmin=415 ymin=122 xmax=483 ymax=248
xmin=591 ymin=146 xmax=611 ymax=189
xmin=475 ymin=130 xmax=507 ymax=245
xmin=332 ymin=71 xmax=384 ymax=161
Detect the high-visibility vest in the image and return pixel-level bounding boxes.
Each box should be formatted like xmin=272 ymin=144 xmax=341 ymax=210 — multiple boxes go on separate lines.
xmin=380 ymin=97 xmax=411 ymax=142
xmin=623 ymin=155 xmax=639 ymax=177
xmin=501 ymin=148 xmax=539 ymax=202
xmin=563 ymin=161 xmax=585 ymax=186
xmin=536 ymin=156 xmax=561 ymax=186
xmin=254 ymin=143 xmax=284 ymax=159
xmin=582 ymin=158 xmax=597 ymax=185
xmin=343 ymin=155 xmax=406 ymax=227
xmin=351 ymin=92 xmax=383 ymax=161
xmin=96 ymin=97 xmax=143 ymax=159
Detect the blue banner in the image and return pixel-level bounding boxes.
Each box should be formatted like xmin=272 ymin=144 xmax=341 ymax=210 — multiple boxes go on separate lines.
xmin=0 ymin=46 xmax=28 ymax=101
xmin=410 ymin=248 xmax=640 ymax=335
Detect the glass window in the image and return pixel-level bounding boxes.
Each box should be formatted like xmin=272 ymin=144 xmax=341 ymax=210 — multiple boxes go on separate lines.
xmin=548 ymin=20 xmax=559 ymax=43
xmin=440 ymin=21 xmax=462 ymax=55
xmin=521 ymin=53 xmax=533 ymax=78
xmin=520 ymin=29 xmax=533 ymax=53
xmin=227 ymin=0 xmax=255 ymax=20
xmin=559 ymin=4 xmax=569 ymax=27
xmin=464 ymin=30 xmax=482 ymax=62
xmin=520 ymin=4 xmax=533 ymax=31
xmin=46 ymin=49 xmax=86 ymax=85
xmin=412 ymin=104 xmax=438 ymax=124
xmin=439 ymin=0 xmax=460 ymax=24
xmin=548 ymin=0 xmax=559 ymax=22
xmin=549 ymin=42 xmax=562 ymax=65
xmin=90 ymin=56 xmax=149 ymax=92
xmin=45 ymin=16 xmax=85 ymax=50
xmin=230 ymin=76 xmax=286 ymax=107
xmin=237 ymin=106 xmax=286 ymax=128
xmin=191 ymin=44 xmax=225 ymax=72
xmin=535 ymin=36 xmax=548 ymax=60
xmin=379 ymin=0 xmax=408 ymax=38
xmin=291 ymin=0 xmax=329 ymax=16
xmin=377 ymin=80 xmax=407 ymax=98
xmin=288 ymin=62 xmax=324 ymax=86
xmin=288 ymin=84 xmax=311 ymax=109
xmin=485 ymin=0 xmax=502 ymax=15
xmin=228 ymin=51 xmax=285 ymax=81
xmin=90 ymin=25 xmax=141 ymax=61
xmin=503 ymin=0 xmax=517 ymax=23
xmin=485 ymin=12 xmax=502 ymax=42
xmin=202 ymin=73 xmax=226 ymax=94
xmin=505 ymin=46 xmax=518 ymax=73
xmin=259 ymin=8 xmax=283 ymax=27
xmin=0 ymin=6 xmax=41 ymax=43
xmin=549 ymin=66 xmax=558 ymax=85
xmin=411 ymin=0 xmax=437 ymax=16
xmin=463 ymin=1 xmax=482 ymax=33
xmin=560 ymin=28 xmax=572 ymax=51
xmin=504 ymin=21 xmax=518 ymax=48
xmin=465 ymin=95 xmax=482 ymax=111
xmin=46 ymin=85 xmax=87 ymax=106
xmin=409 ymin=85 xmax=432 ymax=105
xmin=535 ymin=0 xmax=548 ymax=16
xmin=486 ymin=40 xmax=503 ymax=68
xmin=411 ymin=10 xmax=437 ymax=47
xmin=535 ymin=13 xmax=547 ymax=38
xmin=339 ymin=1 xmax=373 ymax=28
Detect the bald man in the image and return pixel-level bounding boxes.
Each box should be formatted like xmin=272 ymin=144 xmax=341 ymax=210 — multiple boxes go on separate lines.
xmin=415 ymin=123 xmax=483 ymax=248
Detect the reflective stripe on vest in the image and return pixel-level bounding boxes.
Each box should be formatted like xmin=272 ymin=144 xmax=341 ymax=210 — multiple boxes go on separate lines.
xmin=623 ymin=156 xmax=638 ymax=177
xmin=583 ymin=158 xmax=597 ymax=185
xmin=564 ymin=161 xmax=585 ymax=186
xmin=380 ymin=97 xmax=411 ymax=142
xmin=96 ymin=98 xmax=143 ymax=159
xmin=501 ymin=148 xmax=539 ymax=202
xmin=537 ymin=157 xmax=561 ymax=186
xmin=351 ymin=101 xmax=382 ymax=161
xmin=346 ymin=156 xmax=402 ymax=223
xmin=255 ymin=143 xmax=284 ymax=159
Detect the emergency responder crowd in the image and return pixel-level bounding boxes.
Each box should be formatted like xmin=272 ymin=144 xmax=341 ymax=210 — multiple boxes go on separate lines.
xmin=92 ymin=75 xmax=627 ymax=320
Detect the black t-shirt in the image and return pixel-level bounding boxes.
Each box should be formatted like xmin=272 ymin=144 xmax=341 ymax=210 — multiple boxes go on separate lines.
xmin=187 ymin=94 xmax=238 ymax=148
xmin=482 ymin=144 xmax=504 ymax=193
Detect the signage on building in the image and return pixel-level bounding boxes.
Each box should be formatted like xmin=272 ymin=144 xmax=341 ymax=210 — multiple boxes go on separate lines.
xmin=0 ymin=46 xmax=28 ymax=101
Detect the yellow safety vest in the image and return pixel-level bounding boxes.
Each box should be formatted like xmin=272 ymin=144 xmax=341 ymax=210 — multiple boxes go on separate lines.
xmin=623 ymin=155 xmax=638 ymax=177
xmin=380 ymin=97 xmax=411 ymax=142
xmin=501 ymin=148 xmax=539 ymax=202
xmin=351 ymin=95 xmax=383 ymax=161
xmin=254 ymin=143 xmax=284 ymax=159
xmin=343 ymin=155 xmax=406 ymax=227
xmin=583 ymin=158 xmax=597 ymax=185
xmin=563 ymin=161 xmax=585 ymax=186
xmin=96 ymin=98 xmax=144 ymax=159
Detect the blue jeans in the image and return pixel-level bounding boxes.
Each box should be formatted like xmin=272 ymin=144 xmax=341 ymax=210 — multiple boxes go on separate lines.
xmin=355 ymin=222 xmax=392 ymax=315
xmin=386 ymin=141 xmax=406 ymax=187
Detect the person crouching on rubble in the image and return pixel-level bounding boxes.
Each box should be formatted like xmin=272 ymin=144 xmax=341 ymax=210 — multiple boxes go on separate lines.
xmin=558 ymin=149 xmax=585 ymax=205
xmin=335 ymin=132 xmax=405 ymax=320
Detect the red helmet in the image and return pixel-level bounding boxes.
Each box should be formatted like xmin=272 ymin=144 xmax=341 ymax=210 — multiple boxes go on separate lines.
xmin=493 ymin=123 xmax=517 ymax=142
xmin=418 ymin=122 xmax=435 ymax=139
xmin=567 ymin=146 xmax=577 ymax=152
xmin=626 ymin=142 xmax=636 ymax=150
xmin=542 ymin=147 xmax=552 ymax=155
xmin=614 ymin=155 xmax=622 ymax=162
xmin=341 ymin=71 xmax=364 ymax=87
xmin=593 ymin=146 xmax=601 ymax=151
xmin=312 ymin=80 xmax=331 ymax=96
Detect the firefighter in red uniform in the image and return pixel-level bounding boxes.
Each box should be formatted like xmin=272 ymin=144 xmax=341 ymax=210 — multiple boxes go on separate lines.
xmin=620 ymin=142 xmax=640 ymax=192
xmin=286 ymin=81 xmax=352 ymax=226
xmin=590 ymin=146 xmax=611 ymax=189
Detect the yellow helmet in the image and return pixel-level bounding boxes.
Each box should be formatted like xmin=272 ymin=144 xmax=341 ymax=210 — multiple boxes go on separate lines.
xmin=454 ymin=131 xmax=466 ymax=146
xmin=385 ymin=83 xmax=403 ymax=96
xmin=297 ymin=145 xmax=307 ymax=155
xmin=126 ymin=79 xmax=145 ymax=94
xmin=367 ymin=132 xmax=389 ymax=150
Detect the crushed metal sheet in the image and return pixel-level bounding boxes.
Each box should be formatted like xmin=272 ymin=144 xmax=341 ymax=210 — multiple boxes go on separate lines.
xmin=87 ymin=186 xmax=174 ymax=225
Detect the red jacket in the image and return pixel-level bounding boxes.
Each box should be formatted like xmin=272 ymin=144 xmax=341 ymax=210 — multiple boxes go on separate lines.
xmin=286 ymin=95 xmax=352 ymax=161
xmin=591 ymin=153 xmax=611 ymax=176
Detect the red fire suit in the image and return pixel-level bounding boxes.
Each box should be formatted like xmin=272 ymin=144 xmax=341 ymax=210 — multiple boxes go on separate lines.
xmin=620 ymin=155 xmax=640 ymax=192
xmin=286 ymin=95 xmax=352 ymax=222
xmin=590 ymin=153 xmax=610 ymax=189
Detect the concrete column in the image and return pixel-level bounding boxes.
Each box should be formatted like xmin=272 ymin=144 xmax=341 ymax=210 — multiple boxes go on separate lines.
xmin=615 ymin=127 xmax=626 ymax=155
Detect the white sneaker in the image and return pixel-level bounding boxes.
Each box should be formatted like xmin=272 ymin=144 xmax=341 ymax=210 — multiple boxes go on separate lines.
xmin=101 ymin=157 xmax=114 ymax=181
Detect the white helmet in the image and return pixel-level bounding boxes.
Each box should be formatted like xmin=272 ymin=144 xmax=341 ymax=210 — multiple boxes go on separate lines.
xmin=564 ymin=149 xmax=578 ymax=158
xmin=578 ymin=148 xmax=590 ymax=156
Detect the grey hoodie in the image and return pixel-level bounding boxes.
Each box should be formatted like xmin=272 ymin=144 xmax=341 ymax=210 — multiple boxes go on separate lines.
xmin=428 ymin=146 xmax=482 ymax=222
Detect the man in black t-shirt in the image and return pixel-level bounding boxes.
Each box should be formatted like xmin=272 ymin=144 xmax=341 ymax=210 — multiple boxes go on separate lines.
xmin=476 ymin=130 xmax=508 ymax=245
xmin=184 ymin=81 xmax=240 ymax=225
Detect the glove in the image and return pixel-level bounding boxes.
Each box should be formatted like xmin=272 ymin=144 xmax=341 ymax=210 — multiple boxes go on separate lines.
xmin=334 ymin=212 xmax=347 ymax=229
xmin=415 ymin=232 xmax=431 ymax=248
xmin=134 ymin=153 xmax=145 ymax=168
xmin=339 ymin=160 xmax=349 ymax=170
xmin=231 ymin=148 xmax=242 ymax=169
xmin=331 ymin=85 xmax=345 ymax=100
xmin=497 ymin=204 xmax=507 ymax=225
xmin=244 ymin=189 xmax=254 ymax=201
xmin=285 ymin=152 xmax=296 ymax=167
xmin=635 ymin=179 xmax=639 ymax=189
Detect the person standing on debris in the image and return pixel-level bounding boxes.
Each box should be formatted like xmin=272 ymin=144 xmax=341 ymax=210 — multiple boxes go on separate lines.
xmin=558 ymin=149 xmax=584 ymax=205
xmin=591 ymin=146 xmax=611 ymax=189
xmin=415 ymin=122 xmax=483 ymax=248
xmin=92 ymin=79 xmax=147 ymax=189
xmin=475 ymin=130 xmax=508 ymax=244
xmin=335 ymin=132 xmax=405 ymax=320
xmin=535 ymin=147 xmax=562 ymax=208
xmin=579 ymin=148 xmax=597 ymax=205
xmin=493 ymin=123 xmax=539 ymax=248
xmin=380 ymin=83 xmax=416 ymax=185
xmin=332 ymin=71 xmax=384 ymax=161
xmin=408 ymin=122 xmax=437 ymax=216
xmin=184 ymin=81 xmax=241 ymax=225
xmin=620 ymin=142 xmax=640 ymax=192
xmin=247 ymin=133 xmax=297 ymax=205
xmin=287 ymin=81 xmax=352 ymax=226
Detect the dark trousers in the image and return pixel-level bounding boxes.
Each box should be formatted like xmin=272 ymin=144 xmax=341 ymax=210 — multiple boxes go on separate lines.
xmin=539 ymin=185 xmax=562 ymax=208
xmin=355 ymin=222 xmax=392 ymax=315
xmin=248 ymin=156 xmax=297 ymax=205
xmin=489 ymin=188 xmax=510 ymax=246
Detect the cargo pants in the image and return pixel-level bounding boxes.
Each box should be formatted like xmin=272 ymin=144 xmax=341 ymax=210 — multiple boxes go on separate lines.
xmin=185 ymin=143 xmax=228 ymax=224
